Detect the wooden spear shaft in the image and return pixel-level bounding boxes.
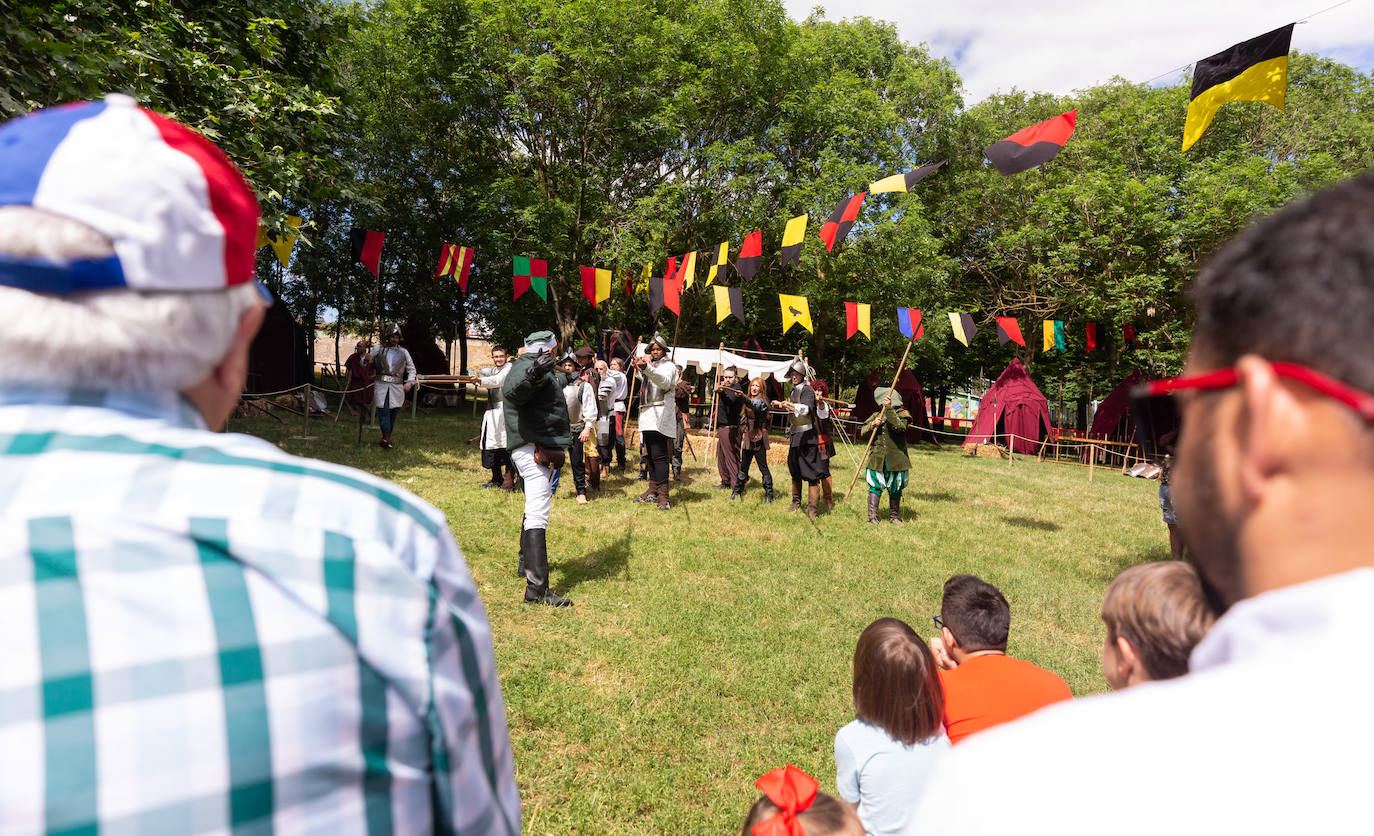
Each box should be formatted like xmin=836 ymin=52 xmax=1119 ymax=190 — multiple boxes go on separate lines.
xmin=844 ymin=336 xmax=917 ymax=499
xmin=625 ymin=334 xmax=644 ymax=446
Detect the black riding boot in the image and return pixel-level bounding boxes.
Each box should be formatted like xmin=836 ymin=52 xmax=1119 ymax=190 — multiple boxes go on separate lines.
xmin=868 ymin=492 xmax=881 ymax=524
xmin=522 ymin=528 xmax=571 ymax=607
xmin=763 ymin=475 xmax=775 ymax=504
xmin=730 ymin=471 xmax=746 ymax=500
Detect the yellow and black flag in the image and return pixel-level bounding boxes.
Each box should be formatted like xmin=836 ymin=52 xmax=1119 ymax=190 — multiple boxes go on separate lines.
xmin=1183 ymin=24 xmax=1293 ymax=152
xmin=706 ymin=242 xmax=729 ymax=287
xmin=780 ymin=214 xmax=807 ymax=268
xmin=869 ymin=160 xmax=947 ymax=194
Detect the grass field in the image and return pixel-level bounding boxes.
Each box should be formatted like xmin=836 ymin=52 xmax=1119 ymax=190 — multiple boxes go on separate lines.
xmin=230 ymin=405 xmax=1170 ymax=835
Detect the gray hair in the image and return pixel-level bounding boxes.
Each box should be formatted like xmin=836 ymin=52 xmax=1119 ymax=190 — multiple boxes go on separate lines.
xmin=0 ymin=207 xmax=265 ymax=391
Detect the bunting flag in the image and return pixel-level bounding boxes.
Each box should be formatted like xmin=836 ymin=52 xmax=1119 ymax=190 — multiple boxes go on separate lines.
xmin=869 ymin=161 xmax=947 ymax=194
xmin=257 ymin=215 xmax=302 ymax=267
xmin=984 ymin=110 xmax=1077 ymax=176
xmin=454 ymin=245 xmax=474 ymax=291
xmin=819 ymin=192 xmax=866 ymax=252
xmin=674 ymin=251 xmax=697 ymax=290
xmin=648 ymin=275 xmax=665 ymax=314
xmin=780 ymin=214 xmax=807 ymax=267
xmin=665 ymin=256 xmax=677 ymax=291
xmin=665 ymin=270 xmax=682 ymax=315
xmin=1123 ymin=323 xmax=1137 ymax=345
xmin=780 ymin=293 xmax=813 ymax=334
xmin=1042 ymin=320 xmax=1066 ymax=352
xmin=996 ymin=316 xmax=1025 ymax=347
xmin=581 ymin=266 xmax=612 ymax=306
xmin=714 ymin=285 xmax=745 ymax=324
xmin=897 ymin=307 xmax=924 ymax=340
xmin=1086 ymin=322 xmax=1098 ymax=353
xmin=513 ymin=256 xmax=547 ymax=301
xmin=1183 ymin=24 xmax=1293 ymax=152
xmin=737 ymin=230 xmax=762 ymax=279
xmin=706 ymin=242 xmax=729 ymax=286
xmin=350 ymin=228 xmax=385 ymax=277
xmin=949 ymin=312 xmax=977 ymax=347
xmin=845 ymin=302 xmax=870 ymax=340
xmin=434 ymin=244 xmax=474 ymax=290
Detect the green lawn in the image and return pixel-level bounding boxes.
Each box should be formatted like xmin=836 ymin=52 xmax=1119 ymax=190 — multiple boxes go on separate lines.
xmin=230 ymin=406 xmax=1169 ymax=835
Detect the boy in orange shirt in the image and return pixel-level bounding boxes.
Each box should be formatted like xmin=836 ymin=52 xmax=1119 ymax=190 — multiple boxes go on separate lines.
xmin=928 ymin=575 xmax=1072 ymax=744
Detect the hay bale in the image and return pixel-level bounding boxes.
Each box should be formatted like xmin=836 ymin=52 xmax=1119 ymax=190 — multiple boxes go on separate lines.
xmin=962 ymin=442 xmax=1007 ymax=458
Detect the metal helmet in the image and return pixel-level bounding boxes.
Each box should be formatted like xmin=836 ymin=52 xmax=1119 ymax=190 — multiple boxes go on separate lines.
xmin=648 ymin=334 xmax=670 ymax=353
xmin=385 ymin=323 xmax=402 ymax=339
xmin=787 ymin=358 xmax=808 ymax=379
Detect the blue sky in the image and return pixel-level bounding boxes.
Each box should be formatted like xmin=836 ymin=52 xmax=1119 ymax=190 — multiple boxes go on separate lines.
xmin=783 ymin=0 xmax=1374 ymax=103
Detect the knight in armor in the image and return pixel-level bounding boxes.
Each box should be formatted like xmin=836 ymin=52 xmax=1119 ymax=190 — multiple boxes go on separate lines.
xmin=459 ymin=345 xmax=513 ymax=489
xmin=771 ymin=358 xmax=824 ymax=519
xmin=632 ymin=334 xmax=679 ymax=510
xmin=364 ymin=324 xmax=416 ymax=449
xmin=503 ymin=330 xmax=573 ymax=607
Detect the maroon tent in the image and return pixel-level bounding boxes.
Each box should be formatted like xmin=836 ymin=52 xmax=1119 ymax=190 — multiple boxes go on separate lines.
xmin=851 ymin=367 xmax=934 ymax=443
xmin=964 ymin=358 xmax=1051 ymax=455
xmin=1088 ymin=369 xmax=1147 ymax=440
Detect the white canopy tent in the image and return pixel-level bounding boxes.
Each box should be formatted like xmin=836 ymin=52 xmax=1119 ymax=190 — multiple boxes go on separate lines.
xmin=632 ymin=343 xmax=799 ymax=381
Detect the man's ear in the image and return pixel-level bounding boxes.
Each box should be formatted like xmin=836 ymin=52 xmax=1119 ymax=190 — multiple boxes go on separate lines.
xmin=1235 ymin=355 xmax=1302 ymax=504
xmin=941 ymin=625 xmax=957 ymax=653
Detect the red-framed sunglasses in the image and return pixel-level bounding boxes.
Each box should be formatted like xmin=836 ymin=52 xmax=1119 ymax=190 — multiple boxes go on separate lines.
xmin=1129 ymin=361 xmax=1374 ymax=460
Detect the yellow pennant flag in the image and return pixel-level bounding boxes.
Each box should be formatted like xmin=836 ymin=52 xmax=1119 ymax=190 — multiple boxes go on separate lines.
xmin=256 ymin=215 xmax=302 ymax=268
xmin=706 ymin=242 xmax=728 ymax=287
xmin=1043 ymin=320 xmax=1055 ymax=352
xmin=780 ymin=293 xmax=813 ymax=334
xmin=595 ymin=267 xmax=612 ymax=304
xmin=637 ymin=263 xmax=651 ymax=295
xmin=677 ymin=251 xmax=698 ymax=290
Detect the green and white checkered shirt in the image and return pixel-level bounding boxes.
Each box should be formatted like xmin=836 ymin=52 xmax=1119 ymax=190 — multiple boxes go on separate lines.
xmin=0 ymin=388 xmax=520 ymax=835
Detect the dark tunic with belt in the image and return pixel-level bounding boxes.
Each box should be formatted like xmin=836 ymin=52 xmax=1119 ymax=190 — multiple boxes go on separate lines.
xmin=787 ymin=381 xmax=824 ymax=483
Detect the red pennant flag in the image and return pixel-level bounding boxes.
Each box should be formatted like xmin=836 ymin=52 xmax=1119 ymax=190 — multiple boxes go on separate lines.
xmin=665 ymin=271 xmax=682 ymax=315
xmin=897 ymin=307 xmax=924 ymax=340
xmin=1086 ymin=322 xmax=1098 ymax=354
xmin=819 ymin=192 xmax=866 ymax=252
xmin=737 ymin=230 xmax=762 ymax=279
xmin=454 ymin=246 xmax=474 ymax=292
xmin=984 ymin=110 xmax=1077 ymax=176
xmin=350 ymin=228 xmax=385 ymax=277
xmin=581 ymin=266 xmax=597 ymax=306
xmin=434 ymin=244 xmax=456 ymax=279
xmin=996 ymin=317 xmax=1026 ymax=347
xmin=1123 ymin=323 xmax=1137 ymax=345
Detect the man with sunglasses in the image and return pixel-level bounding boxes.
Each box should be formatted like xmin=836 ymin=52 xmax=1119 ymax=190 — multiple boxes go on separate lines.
xmin=906 ymin=173 xmax=1374 ymax=833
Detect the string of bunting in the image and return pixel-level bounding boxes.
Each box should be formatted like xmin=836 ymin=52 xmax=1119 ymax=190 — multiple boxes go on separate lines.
xmin=264 ymin=23 xmax=1300 ymax=352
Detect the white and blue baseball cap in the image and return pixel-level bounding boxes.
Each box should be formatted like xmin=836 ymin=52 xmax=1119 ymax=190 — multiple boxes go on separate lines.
xmin=0 ymin=93 xmax=262 ymax=296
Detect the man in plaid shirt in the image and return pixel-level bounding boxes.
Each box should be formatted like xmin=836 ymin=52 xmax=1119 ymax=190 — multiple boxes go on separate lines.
xmin=0 ymin=96 xmax=520 ymax=834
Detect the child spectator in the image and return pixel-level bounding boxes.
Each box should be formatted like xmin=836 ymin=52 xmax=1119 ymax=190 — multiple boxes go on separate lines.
xmin=835 ymin=618 xmax=948 ymax=835
xmin=1100 ymin=561 xmax=1218 ymax=689
xmin=928 ymin=575 xmax=1072 ymax=744
xmin=742 ymin=765 xmax=863 ymax=836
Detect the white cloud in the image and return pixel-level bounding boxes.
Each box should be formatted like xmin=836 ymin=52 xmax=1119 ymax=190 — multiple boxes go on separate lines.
xmin=783 ymin=0 xmax=1374 ymax=103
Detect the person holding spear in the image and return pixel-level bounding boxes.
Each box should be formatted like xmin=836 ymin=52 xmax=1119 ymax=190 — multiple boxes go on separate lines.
xmin=861 ymin=386 xmax=912 ymax=524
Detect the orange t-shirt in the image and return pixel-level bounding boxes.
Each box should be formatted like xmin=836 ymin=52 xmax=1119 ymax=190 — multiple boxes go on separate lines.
xmin=939 ymin=654 xmax=1073 ymax=745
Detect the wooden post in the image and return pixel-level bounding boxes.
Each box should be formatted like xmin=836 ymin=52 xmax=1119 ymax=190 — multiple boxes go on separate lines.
xmin=845 ymin=337 xmax=917 ymax=499
xmin=1089 ymin=443 xmax=1096 ymax=482
xmin=301 ymin=383 xmax=310 ymax=437
xmin=626 ymin=334 xmax=644 ymax=446
xmin=704 ymin=342 xmax=724 ymax=464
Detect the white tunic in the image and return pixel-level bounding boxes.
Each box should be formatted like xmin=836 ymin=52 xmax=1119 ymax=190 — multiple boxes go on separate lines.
xmin=367 ymin=344 xmax=416 ymax=408
xmin=477 ymin=363 xmax=512 ymax=450
xmin=638 ymin=359 xmax=679 ymax=439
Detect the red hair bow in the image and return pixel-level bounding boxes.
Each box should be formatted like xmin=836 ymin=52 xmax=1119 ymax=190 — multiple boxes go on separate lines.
xmin=751 ymin=764 xmax=820 ymax=836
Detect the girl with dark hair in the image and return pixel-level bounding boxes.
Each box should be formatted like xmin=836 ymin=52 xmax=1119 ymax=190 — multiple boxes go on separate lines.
xmin=835 ymin=618 xmax=948 ymax=835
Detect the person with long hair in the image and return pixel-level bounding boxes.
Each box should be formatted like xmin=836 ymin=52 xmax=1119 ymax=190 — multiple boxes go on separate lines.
xmin=732 ymin=375 xmax=775 ymax=502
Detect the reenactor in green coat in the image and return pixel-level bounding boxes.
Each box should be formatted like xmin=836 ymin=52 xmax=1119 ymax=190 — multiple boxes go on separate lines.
xmin=863 ymin=386 xmax=911 ymax=525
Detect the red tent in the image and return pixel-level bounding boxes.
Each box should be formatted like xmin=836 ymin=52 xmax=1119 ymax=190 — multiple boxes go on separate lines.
xmin=851 ymin=367 xmax=934 ymax=443
xmin=1088 ymin=369 xmax=1147 ymax=440
xmin=964 ymin=358 xmax=1051 ymax=455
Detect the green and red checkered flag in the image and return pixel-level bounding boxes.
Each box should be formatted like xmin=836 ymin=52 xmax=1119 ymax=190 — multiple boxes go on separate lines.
xmin=513 ymin=256 xmax=547 ymax=301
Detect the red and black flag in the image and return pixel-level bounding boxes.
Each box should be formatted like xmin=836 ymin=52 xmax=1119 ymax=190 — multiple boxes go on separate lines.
xmin=737 ymin=230 xmax=762 ymax=279
xmin=818 ymin=192 xmax=866 ymax=252
xmin=868 ymin=160 xmax=947 ymax=194
xmin=984 ymin=110 xmax=1077 ymax=176
xmin=996 ymin=316 xmax=1025 ymax=347
xmin=1183 ymin=24 xmax=1293 ymax=152
xmin=1085 ymin=322 xmax=1098 ymax=354
xmin=350 ymin=228 xmax=385 ymax=277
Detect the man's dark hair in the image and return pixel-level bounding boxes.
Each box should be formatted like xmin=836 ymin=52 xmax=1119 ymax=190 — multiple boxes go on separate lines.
xmin=722 ymin=364 xmax=738 ymax=375
xmin=491 ymin=345 xmax=507 ymax=355
xmin=940 ymin=574 xmax=1010 ymax=653
xmin=1191 ymin=172 xmax=1374 ymax=393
